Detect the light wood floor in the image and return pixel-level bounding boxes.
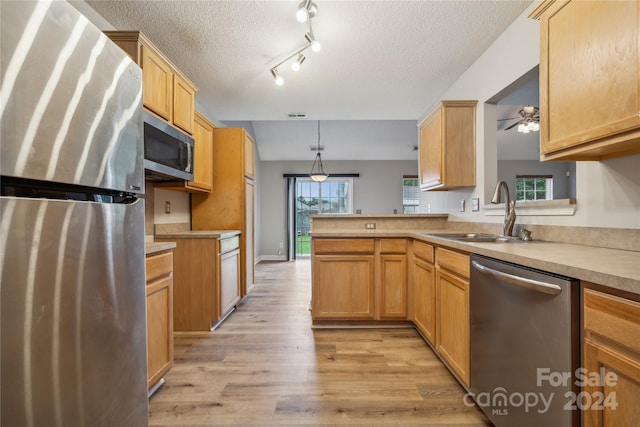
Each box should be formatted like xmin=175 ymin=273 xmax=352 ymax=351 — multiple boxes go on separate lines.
xmin=149 ymin=260 xmax=491 ymax=426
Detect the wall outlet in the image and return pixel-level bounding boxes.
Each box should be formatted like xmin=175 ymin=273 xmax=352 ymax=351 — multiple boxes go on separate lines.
xmin=279 ymin=242 xmax=284 ymax=249
xmin=365 ymin=223 xmax=376 ymax=230
xmin=460 ymin=199 xmax=465 ymax=212
xmin=164 ymin=201 xmax=171 ymax=214
xmin=471 ymin=198 xmax=480 ymax=212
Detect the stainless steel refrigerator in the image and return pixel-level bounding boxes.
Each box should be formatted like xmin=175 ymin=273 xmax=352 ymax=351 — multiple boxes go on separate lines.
xmin=1 ymin=1 xmax=149 ymax=426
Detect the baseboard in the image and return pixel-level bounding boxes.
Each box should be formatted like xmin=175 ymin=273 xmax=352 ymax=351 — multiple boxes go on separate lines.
xmin=257 ymin=255 xmax=287 ymax=262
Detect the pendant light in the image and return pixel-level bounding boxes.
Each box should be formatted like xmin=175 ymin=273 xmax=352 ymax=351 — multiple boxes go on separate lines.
xmin=310 ymin=120 xmax=328 ymax=182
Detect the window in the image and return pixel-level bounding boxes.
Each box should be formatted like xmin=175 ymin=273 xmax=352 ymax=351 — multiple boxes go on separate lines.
xmin=295 ymin=178 xmax=353 ymax=257
xmin=515 ymin=175 xmax=553 ymax=202
xmin=403 ymin=176 xmax=419 ymax=214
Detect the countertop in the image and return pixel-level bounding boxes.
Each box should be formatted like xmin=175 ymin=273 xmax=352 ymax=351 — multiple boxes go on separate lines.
xmin=146 ymin=241 xmax=177 ymax=255
xmin=155 ymin=230 xmax=241 ymax=239
xmin=310 ymin=230 xmax=640 ymax=295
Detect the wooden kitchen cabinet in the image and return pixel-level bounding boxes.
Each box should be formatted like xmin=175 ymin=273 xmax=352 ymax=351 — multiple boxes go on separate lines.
xmin=378 ymin=239 xmax=408 ymax=319
xmin=145 ymin=249 xmax=174 ymax=390
xmin=312 ymin=238 xmax=375 ymax=320
xmin=192 ymin=128 xmax=255 ymax=298
xmin=411 ymin=240 xmax=436 ymax=345
xmin=311 ymin=238 xmax=411 ymax=322
xmin=418 ymin=100 xmax=477 ymax=191
xmin=157 ymin=110 xmax=215 ymax=193
xmin=155 ymin=235 xmax=241 ymax=331
xmin=531 ymin=1 xmax=640 ymax=161
xmin=104 ymin=31 xmax=198 ymax=135
xmin=436 ymin=247 xmax=470 ymax=387
xmin=582 ymin=287 xmax=640 ymax=427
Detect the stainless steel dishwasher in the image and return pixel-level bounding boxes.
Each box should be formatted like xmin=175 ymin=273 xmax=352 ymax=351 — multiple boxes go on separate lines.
xmin=470 ymin=254 xmax=580 ymax=427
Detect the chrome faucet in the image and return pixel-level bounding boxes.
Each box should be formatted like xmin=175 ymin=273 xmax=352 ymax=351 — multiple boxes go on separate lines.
xmin=491 ymin=181 xmax=516 ymax=236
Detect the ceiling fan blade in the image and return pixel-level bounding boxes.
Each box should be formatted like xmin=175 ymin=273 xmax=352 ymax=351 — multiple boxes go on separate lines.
xmin=504 ymin=120 xmax=521 ymax=131
xmin=497 ymin=116 xmax=521 ymax=121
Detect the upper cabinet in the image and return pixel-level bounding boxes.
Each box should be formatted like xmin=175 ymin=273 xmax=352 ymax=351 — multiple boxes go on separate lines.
xmin=418 ymin=100 xmax=477 ymax=191
xmin=531 ymin=1 xmax=640 ymax=161
xmin=104 ymin=31 xmax=198 ymax=135
xmin=157 ymin=110 xmax=215 ymax=193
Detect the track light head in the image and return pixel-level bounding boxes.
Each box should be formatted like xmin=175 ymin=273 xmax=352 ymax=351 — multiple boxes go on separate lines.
xmin=270 ymin=68 xmax=284 ymax=86
xmin=297 ymin=0 xmax=318 ymax=23
xmin=291 ymin=54 xmax=306 ymax=72
xmin=304 ymin=32 xmax=321 ymax=52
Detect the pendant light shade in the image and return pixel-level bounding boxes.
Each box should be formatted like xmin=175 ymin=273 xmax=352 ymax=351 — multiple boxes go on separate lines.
xmin=309 ymin=121 xmax=328 ymax=182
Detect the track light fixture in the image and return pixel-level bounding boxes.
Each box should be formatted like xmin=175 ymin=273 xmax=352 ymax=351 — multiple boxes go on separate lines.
xmin=296 ymin=0 xmax=318 ymax=23
xmin=310 ymin=121 xmax=328 ymax=182
xmin=269 ymin=2 xmax=321 ymax=85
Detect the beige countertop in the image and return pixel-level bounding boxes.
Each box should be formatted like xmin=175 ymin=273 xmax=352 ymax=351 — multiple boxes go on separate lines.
xmin=155 ymin=229 xmax=241 ymax=239
xmin=310 ymin=230 xmax=640 ymax=295
xmin=145 ymin=241 xmax=176 ymax=255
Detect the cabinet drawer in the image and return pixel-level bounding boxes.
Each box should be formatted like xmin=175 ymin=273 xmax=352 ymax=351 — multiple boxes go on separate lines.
xmin=313 ymin=238 xmax=374 ymax=254
xmin=413 ymin=240 xmax=434 ymax=263
xmin=436 ymin=248 xmax=469 ymax=279
xmin=380 ymin=238 xmax=407 ymax=254
xmin=584 ymin=288 xmax=640 ymax=354
xmin=220 ymin=236 xmax=240 ymax=254
xmin=146 ymin=251 xmax=173 ymax=283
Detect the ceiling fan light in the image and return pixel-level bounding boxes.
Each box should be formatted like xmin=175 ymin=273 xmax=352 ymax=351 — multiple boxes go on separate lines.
xmin=530 ymin=121 xmax=540 ymax=132
xmin=517 ymin=123 xmax=526 ymax=133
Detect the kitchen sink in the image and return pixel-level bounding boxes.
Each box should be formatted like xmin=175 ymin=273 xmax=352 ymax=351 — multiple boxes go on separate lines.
xmin=424 ymin=233 xmax=525 ymax=243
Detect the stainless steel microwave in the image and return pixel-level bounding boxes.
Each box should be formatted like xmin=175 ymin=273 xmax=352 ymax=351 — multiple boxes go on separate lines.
xmin=143 ymin=111 xmax=194 ymax=181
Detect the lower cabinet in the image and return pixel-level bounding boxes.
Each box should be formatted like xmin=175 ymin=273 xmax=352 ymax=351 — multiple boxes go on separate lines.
xmin=435 ymin=247 xmax=470 ymax=388
xmin=156 ymin=235 xmax=241 ymax=331
xmin=582 ymin=286 xmax=640 ymax=427
xmin=412 ymin=240 xmax=436 ymax=345
xmin=311 ymin=238 xmax=409 ymax=321
xmin=145 ymin=249 xmax=174 ymax=390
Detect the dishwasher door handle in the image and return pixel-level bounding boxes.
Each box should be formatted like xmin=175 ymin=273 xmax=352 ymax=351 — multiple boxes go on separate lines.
xmin=471 ymin=260 xmax=562 ymax=296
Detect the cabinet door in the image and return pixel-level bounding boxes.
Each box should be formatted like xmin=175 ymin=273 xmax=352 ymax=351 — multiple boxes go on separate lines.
xmin=583 ymin=288 xmax=640 ymax=427
xmin=535 ymin=0 xmax=640 ymax=160
xmin=173 ymin=73 xmax=195 ymax=135
xmin=413 ymin=257 xmax=435 ymax=345
xmin=146 ymin=275 xmax=173 ymax=389
xmin=188 ymin=112 xmax=214 ymax=192
xmin=436 ymin=269 xmax=469 ymax=387
xmin=244 ymin=134 xmax=255 ymax=179
xmin=379 ymin=254 xmax=407 ymax=319
xmin=583 ymin=340 xmax=640 ymax=427
xmin=220 ymin=249 xmax=240 ymax=316
xmin=419 ymin=109 xmax=443 ymax=189
xmin=312 ymin=255 xmax=375 ymax=320
xmin=141 ymin=45 xmax=172 ymax=121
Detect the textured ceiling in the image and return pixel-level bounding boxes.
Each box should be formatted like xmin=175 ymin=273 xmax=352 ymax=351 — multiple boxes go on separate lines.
xmin=83 ymin=0 xmax=533 ymax=160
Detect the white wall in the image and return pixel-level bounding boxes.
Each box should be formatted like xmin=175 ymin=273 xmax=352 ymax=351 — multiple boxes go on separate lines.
xmin=259 ymin=160 xmax=418 ymax=256
xmin=418 ymin=3 xmax=640 ymax=229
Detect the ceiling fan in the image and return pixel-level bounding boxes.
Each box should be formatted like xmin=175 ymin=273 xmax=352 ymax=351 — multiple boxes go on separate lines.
xmin=499 ymin=105 xmax=540 ymax=133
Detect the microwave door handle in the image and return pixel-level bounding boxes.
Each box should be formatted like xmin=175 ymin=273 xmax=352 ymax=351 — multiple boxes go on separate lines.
xmin=186 ymin=143 xmax=193 ymax=173
xmin=471 ymin=260 xmax=562 ymax=296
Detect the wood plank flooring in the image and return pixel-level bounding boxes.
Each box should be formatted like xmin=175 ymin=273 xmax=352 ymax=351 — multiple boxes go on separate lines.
xmin=149 ymin=260 xmax=491 ymax=426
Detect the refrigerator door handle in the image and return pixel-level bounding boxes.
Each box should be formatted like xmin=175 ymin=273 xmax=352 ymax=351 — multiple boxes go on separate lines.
xmin=471 ymin=260 xmax=562 ymax=295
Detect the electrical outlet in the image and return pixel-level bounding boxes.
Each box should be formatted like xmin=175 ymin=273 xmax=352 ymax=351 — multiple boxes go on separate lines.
xmin=460 ymin=199 xmax=465 ymax=212
xmin=164 ymin=201 xmax=171 ymax=214
xmin=279 ymin=242 xmax=284 ymax=249
xmin=365 ymin=223 xmax=376 ymax=230
xmin=471 ymin=198 xmax=480 ymax=212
